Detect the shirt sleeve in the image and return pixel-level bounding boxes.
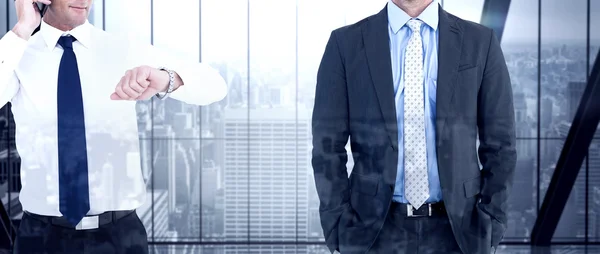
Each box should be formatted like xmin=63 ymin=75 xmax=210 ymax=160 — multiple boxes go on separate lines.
xmin=128 ymin=41 xmax=228 ymax=106
xmin=0 ymin=31 xmax=26 ymax=106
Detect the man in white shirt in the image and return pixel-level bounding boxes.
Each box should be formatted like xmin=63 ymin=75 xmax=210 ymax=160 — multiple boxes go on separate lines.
xmin=1 ymin=0 xmax=227 ymax=253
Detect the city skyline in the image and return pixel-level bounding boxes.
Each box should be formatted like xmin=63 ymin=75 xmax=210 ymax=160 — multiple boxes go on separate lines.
xmin=0 ymin=0 xmax=599 ymax=253
xmin=0 ymin=42 xmax=597 ymax=242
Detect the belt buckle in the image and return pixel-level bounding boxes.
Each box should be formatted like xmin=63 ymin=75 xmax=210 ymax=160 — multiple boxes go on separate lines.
xmin=75 ymin=216 xmax=99 ymax=230
xmin=406 ymin=204 xmax=432 ymax=217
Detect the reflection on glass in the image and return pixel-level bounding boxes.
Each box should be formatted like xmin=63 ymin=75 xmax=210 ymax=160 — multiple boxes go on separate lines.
xmin=200 ymin=0 xmax=249 ymax=140
xmin=246 ymin=0 xmax=300 ymax=243
xmin=541 ymin=0 xmax=587 ymax=138
xmin=590 ymin=0 xmax=600 ymax=242
xmin=503 ymin=140 xmax=537 ymax=241
xmin=501 ymin=0 xmax=539 ymax=139
xmin=540 ymin=0 xmax=588 ymax=241
xmin=0 ymin=0 xmax=599 ymax=248
xmin=149 ymin=245 xmax=600 ymax=254
xmin=540 ymin=139 xmax=586 ymax=242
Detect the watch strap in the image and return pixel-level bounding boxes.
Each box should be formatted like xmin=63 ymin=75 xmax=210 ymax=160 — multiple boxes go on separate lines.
xmin=156 ymin=67 xmax=174 ymax=99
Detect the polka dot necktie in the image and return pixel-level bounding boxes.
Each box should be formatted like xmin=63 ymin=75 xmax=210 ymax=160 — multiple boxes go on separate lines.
xmin=403 ymin=19 xmax=430 ymax=209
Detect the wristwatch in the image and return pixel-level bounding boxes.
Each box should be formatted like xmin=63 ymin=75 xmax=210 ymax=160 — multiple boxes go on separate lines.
xmin=155 ymin=66 xmax=174 ymax=100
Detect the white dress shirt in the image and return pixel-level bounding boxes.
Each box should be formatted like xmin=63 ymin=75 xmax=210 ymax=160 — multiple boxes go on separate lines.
xmin=0 ymin=20 xmax=227 ymax=216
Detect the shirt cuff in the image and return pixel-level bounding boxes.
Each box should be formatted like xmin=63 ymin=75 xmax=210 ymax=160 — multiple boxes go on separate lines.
xmin=167 ymin=63 xmax=227 ymax=106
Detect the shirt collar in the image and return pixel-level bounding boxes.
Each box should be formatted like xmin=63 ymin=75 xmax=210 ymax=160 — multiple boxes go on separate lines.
xmin=387 ymin=0 xmax=439 ymax=34
xmin=40 ymin=19 xmax=93 ymax=50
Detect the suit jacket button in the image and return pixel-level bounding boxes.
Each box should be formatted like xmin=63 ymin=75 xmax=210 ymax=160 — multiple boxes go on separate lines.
xmin=391 ymin=145 xmax=397 ymax=151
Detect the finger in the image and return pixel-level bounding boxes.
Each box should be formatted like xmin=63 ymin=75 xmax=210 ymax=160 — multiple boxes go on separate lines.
xmin=135 ymin=74 xmax=150 ymax=90
xmin=114 ymin=85 xmax=129 ymax=100
xmin=128 ymin=72 xmax=145 ymax=94
xmin=114 ymin=76 xmax=130 ymax=100
xmin=123 ymin=72 xmax=141 ymax=99
xmin=110 ymin=92 xmax=120 ymax=100
xmin=120 ymin=70 xmax=137 ymax=98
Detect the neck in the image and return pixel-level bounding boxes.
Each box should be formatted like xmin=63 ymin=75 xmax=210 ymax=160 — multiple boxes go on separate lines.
xmin=392 ymin=0 xmax=433 ymax=17
xmin=42 ymin=14 xmax=82 ymax=32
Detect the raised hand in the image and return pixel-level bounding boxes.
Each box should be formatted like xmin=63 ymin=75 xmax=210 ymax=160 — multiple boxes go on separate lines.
xmin=12 ymin=0 xmax=52 ymax=40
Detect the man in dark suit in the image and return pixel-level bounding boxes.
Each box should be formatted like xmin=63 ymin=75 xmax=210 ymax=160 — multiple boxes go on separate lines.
xmin=311 ymin=0 xmax=516 ymax=253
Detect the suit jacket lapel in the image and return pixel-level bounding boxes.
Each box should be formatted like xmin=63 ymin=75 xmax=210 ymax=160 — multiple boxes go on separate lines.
xmin=363 ymin=5 xmax=398 ymax=147
xmin=436 ymin=6 xmax=462 ymax=146
xmin=362 ymin=4 xmax=462 ymax=148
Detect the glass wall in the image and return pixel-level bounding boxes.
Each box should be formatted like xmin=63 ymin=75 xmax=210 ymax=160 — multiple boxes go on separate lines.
xmin=0 ymin=0 xmax=598 ymax=247
xmin=591 ymin=0 xmax=600 ymax=243
xmin=446 ymin=0 xmax=598 ymax=243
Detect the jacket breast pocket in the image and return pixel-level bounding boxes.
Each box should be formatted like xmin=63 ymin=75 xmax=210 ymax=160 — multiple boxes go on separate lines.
xmin=457 ymin=64 xmax=479 ymax=84
xmin=455 ymin=64 xmax=480 ymax=114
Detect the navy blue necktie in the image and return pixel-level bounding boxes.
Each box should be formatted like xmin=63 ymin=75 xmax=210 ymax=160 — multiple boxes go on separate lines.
xmin=57 ymin=35 xmax=90 ymax=227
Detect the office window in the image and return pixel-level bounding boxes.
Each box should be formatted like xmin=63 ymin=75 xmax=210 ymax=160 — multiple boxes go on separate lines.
xmin=496 ymin=0 xmax=539 ymax=242
xmin=247 ymin=0 xmax=302 ymax=238
xmin=1 ymin=0 xmax=599 ymax=247
xmin=541 ymin=0 xmax=587 ymax=138
xmin=442 ymin=0 xmax=485 ymax=23
xmin=152 ymin=0 xmax=201 ymax=140
xmin=200 ymin=0 xmax=250 ymax=242
xmin=201 ymin=0 xmax=248 ymax=140
xmin=343 ymin=0 xmax=391 ymax=25
xmin=104 ymin=0 xmax=151 ymax=43
xmin=592 ymin=0 xmax=600 ymax=76
xmin=589 ymin=0 xmax=600 ymax=242
xmin=539 ymin=139 xmax=586 ymax=242
xmin=6 ymin=0 xmax=16 ymax=27
xmin=589 ymin=141 xmax=600 ymax=241
xmin=0 ymin=0 xmax=8 ymax=34
xmin=88 ymin=0 xmax=103 ymax=28
xmin=540 ymin=0 xmax=588 ymax=241
xmin=501 ymin=0 xmax=539 ymax=140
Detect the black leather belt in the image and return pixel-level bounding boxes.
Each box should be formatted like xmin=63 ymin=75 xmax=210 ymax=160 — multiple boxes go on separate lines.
xmin=390 ymin=202 xmax=446 ymax=217
xmin=24 ymin=210 xmax=134 ymax=230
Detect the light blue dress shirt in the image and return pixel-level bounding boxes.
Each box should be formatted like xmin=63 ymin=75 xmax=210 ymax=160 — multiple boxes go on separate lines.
xmin=388 ymin=1 xmax=442 ymax=203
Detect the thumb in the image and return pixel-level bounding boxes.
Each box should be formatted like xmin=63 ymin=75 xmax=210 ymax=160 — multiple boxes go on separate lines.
xmin=110 ymin=92 xmax=121 ymax=100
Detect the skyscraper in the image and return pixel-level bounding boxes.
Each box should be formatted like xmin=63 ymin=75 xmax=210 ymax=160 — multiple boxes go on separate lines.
xmin=592 ymin=187 xmax=600 ymax=239
xmin=222 ymin=104 xmax=310 ymax=253
xmin=153 ymin=125 xmax=177 ymax=214
xmin=568 ymin=82 xmax=586 ymax=122
xmin=566 ymin=81 xmax=600 ymax=238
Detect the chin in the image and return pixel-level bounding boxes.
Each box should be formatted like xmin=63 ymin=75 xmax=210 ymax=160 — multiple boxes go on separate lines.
xmin=68 ymin=19 xmax=87 ymax=28
xmin=70 ymin=14 xmax=88 ymax=22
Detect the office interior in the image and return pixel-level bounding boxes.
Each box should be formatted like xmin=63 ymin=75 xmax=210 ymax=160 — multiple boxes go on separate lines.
xmin=0 ymin=0 xmax=599 ymax=253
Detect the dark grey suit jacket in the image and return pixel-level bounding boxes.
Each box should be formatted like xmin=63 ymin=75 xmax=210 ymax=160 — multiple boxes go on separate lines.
xmin=311 ymin=4 xmax=517 ymax=254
